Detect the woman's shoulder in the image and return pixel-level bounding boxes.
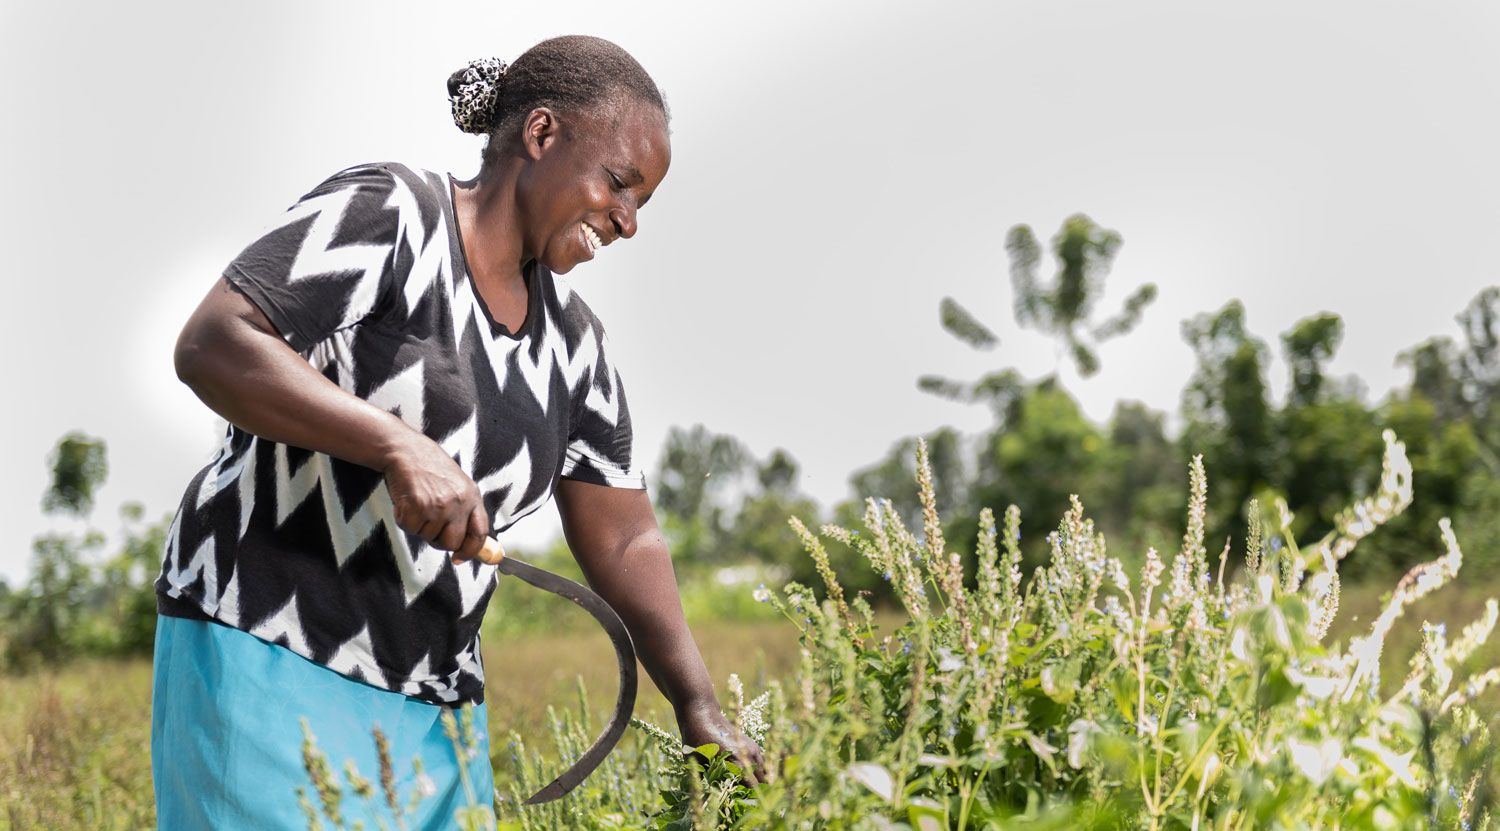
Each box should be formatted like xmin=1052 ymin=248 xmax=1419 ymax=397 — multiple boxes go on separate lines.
xmin=542 ymin=267 xmax=614 ymax=348
xmin=306 ymin=161 xmax=448 ymax=205
xmin=297 ymin=161 xmax=459 ymax=240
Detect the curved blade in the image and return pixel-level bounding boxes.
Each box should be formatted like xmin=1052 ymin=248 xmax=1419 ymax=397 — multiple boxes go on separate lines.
xmin=495 ymin=555 xmax=637 ymax=805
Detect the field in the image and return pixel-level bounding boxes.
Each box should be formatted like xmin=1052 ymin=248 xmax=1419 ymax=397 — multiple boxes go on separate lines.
xmin=4 ymin=573 xmax=1499 ymax=830
xmin=0 ymin=608 xmax=813 ymax=830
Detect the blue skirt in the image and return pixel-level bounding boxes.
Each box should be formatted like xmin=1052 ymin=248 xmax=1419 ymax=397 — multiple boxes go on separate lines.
xmin=151 ymin=614 xmax=494 ymax=829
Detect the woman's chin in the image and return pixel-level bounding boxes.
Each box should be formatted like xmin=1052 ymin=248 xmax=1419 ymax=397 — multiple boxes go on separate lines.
xmin=541 ymin=256 xmax=577 ymax=275
xmin=540 ymin=251 xmax=590 ymax=275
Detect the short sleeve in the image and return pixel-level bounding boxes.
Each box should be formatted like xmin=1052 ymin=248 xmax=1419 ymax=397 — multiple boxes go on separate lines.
xmin=221 ymin=163 xmax=400 ymax=353
xmin=560 ymin=329 xmax=647 ymax=489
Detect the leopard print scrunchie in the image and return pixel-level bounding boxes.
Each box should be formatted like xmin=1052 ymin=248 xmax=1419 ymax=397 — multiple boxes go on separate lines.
xmin=447 ymin=57 xmax=509 ymax=135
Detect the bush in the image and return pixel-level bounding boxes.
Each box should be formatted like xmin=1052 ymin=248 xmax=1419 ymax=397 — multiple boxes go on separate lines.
xmin=642 ymin=430 xmax=1500 ymax=829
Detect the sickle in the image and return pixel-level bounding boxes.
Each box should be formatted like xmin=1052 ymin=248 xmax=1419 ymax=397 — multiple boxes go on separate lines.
xmin=480 ymin=538 xmax=637 ymax=805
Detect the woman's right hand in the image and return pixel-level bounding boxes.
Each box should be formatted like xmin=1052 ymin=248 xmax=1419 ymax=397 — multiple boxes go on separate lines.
xmin=380 ymin=433 xmax=491 ymax=563
xmin=175 ymin=276 xmax=495 ymax=564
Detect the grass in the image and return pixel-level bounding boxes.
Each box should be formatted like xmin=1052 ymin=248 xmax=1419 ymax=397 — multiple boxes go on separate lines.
xmin=0 ymin=658 xmax=155 ymax=830
xmin=0 ymin=613 xmax=820 ymax=830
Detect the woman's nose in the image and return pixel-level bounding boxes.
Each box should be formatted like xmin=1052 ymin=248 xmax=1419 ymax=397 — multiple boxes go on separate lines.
xmin=610 ymin=205 xmax=637 ymax=240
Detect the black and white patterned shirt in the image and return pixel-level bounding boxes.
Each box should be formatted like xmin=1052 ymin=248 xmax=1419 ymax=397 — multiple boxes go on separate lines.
xmin=156 ymin=161 xmax=645 ymax=705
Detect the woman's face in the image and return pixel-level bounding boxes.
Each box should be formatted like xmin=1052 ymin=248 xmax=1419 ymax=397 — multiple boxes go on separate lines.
xmin=517 ymin=102 xmax=671 ymax=275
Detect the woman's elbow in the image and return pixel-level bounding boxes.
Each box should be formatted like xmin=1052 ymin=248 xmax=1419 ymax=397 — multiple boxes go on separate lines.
xmin=173 ymin=328 xmax=208 ymax=389
xmin=174 ymin=280 xmax=243 ymax=389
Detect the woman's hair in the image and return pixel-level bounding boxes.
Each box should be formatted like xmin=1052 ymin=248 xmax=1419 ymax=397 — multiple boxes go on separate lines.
xmin=447 ymin=35 xmax=668 ymax=167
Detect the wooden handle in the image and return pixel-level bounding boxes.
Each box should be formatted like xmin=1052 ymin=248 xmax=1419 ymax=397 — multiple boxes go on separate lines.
xmin=477 ymin=536 xmax=506 ymax=565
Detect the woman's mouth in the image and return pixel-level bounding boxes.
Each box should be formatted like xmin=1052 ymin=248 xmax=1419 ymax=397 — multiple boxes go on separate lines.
xmin=581 ymin=222 xmax=603 ymax=255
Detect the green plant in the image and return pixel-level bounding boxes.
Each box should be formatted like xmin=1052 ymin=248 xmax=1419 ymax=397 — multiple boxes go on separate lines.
xmin=298 ymin=704 xmax=498 ymax=831
xmin=643 ymin=430 xmax=1500 ymax=829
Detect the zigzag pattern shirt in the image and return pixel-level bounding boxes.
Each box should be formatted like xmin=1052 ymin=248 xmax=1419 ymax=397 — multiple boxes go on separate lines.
xmin=155 ymin=161 xmax=645 ymax=705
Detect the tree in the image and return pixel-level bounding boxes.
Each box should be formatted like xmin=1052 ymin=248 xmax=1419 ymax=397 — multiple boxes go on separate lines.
xmin=654 ymin=424 xmax=752 ymax=524
xmin=757 ymin=449 xmax=799 ymax=494
xmin=1373 ymin=288 xmax=1500 ymax=576
xmin=969 ymin=378 xmax=1113 ymax=573
xmin=2 ymin=433 xmax=170 ymax=668
xmin=1275 ymin=313 xmax=1383 ymax=555
xmin=4 ymin=432 xmax=110 ymax=667
xmin=920 ymin=214 xmax=1158 ymax=409
xmin=723 ymin=450 xmax=829 ymax=591
xmin=1097 ymin=400 xmax=1183 ymax=562
xmin=651 ymin=425 xmax=753 ymax=564
xmin=1456 ymin=286 xmax=1500 ymax=417
xmin=1005 ymin=213 xmax=1158 ymax=378
xmin=1396 ymin=336 xmax=1467 ymax=426
xmin=1180 ymin=301 xmax=1275 ymax=558
xmin=917 ymin=369 xmax=1028 ymax=423
xmin=846 ymin=427 xmax=970 ymax=537
xmin=94 ymin=501 xmax=171 ymax=655
xmin=40 ymin=431 xmax=108 ymax=516
xmin=1281 ymin=312 xmax=1344 ymax=409
xmin=1455 ymin=287 xmax=1500 ymax=476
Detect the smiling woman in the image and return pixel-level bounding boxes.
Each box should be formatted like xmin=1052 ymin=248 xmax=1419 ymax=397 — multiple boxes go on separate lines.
xmin=153 ymin=35 xmax=761 ymax=829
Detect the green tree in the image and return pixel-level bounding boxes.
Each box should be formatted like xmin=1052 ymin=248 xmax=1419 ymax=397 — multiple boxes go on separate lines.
xmin=1180 ymin=300 xmax=1275 ymax=558
xmin=91 ymin=502 xmax=170 ymax=655
xmin=4 ymin=530 xmax=105 ymax=667
xmin=2 ymin=434 xmax=170 ymax=668
xmin=846 ymin=427 xmax=970 ymax=536
xmin=1374 ymin=292 xmax=1498 ymax=576
xmin=1005 ymin=213 xmax=1158 ymax=378
xmin=920 ymin=214 xmax=1157 ymax=407
xmin=970 ymin=378 xmax=1112 ymax=572
xmin=1097 ymin=400 xmax=1183 ymax=564
xmin=1281 ymin=312 xmax=1343 ymax=409
xmin=40 ymin=431 xmax=108 ymax=516
xmin=1275 ymin=313 xmax=1382 ymax=561
xmin=723 ymin=450 xmax=828 ymax=591
xmin=651 ymin=424 xmax=752 ymax=565
xmin=1455 ymin=286 xmax=1500 ymax=475
xmin=4 ymin=433 xmax=110 ymax=667
xmin=1396 ymin=336 xmax=1466 ymax=426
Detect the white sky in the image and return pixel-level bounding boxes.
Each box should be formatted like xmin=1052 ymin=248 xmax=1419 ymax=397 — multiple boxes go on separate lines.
xmin=3 ymin=0 xmax=1496 ymax=582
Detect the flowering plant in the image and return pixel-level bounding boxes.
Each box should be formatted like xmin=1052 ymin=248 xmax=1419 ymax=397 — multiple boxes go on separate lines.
xmin=641 ymin=430 xmax=1500 ymax=829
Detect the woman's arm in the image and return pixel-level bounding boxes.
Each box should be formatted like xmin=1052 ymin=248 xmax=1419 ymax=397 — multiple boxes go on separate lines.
xmin=174 ymin=276 xmax=492 ymax=560
xmin=552 ymin=478 xmax=766 ymax=782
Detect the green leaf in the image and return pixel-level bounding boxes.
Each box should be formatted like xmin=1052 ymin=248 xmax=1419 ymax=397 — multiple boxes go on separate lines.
xmin=847 ymin=762 xmax=895 ymax=803
xmin=939 ymin=297 xmax=1000 ymax=350
xmin=1111 ymin=675 xmax=1135 ymax=722
xmin=907 ymin=798 xmax=946 ymax=831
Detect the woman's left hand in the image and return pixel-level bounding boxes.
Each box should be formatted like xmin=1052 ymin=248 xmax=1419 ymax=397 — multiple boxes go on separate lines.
xmin=677 ymin=702 xmax=769 ymax=786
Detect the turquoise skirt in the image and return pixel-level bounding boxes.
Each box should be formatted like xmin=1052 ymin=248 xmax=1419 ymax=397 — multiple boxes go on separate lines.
xmin=151 ymin=614 xmax=494 ymax=829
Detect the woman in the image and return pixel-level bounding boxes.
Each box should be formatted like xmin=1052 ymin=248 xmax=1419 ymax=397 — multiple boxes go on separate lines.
xmin=154 ymin=35 xmax=764 ymax=828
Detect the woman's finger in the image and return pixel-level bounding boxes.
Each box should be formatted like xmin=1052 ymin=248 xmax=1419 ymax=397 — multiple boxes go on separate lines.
xmin=453 ymin=504 xmax=490 ymax=563
xmin=414 ymin=516 xmax=443 ymax=541
xmin=436 ymin=518 xmax=468 ymax=553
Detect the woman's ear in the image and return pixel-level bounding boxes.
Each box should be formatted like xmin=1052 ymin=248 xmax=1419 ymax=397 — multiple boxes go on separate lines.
xmin=521 ymin=107 xmax=560 ymax=162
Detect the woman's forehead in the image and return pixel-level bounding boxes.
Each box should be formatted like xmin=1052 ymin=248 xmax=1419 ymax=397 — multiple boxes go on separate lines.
xmin=579 ymin=106 xmax=670 ymax=166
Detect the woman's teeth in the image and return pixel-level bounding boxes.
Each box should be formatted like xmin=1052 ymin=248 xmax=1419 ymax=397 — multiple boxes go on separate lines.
xmin=581 ymin=223 xmax=602 ymax=253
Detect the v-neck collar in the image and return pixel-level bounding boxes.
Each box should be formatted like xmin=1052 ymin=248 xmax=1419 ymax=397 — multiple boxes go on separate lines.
xmin=444 ymin=171 xmax=542 ymax=342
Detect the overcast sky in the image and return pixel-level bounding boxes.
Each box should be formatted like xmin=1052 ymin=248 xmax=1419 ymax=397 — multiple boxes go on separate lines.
xmin=3 ymin=0 xmax=1496 ymax=582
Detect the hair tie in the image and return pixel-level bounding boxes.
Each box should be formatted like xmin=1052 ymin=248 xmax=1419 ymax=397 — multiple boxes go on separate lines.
xmin=447 ymin=57 xmax=509 ymax=135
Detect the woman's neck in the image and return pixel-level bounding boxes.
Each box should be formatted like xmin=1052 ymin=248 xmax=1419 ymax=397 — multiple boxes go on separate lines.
xmin=451 ymin=160 xmax=529 ymax=293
